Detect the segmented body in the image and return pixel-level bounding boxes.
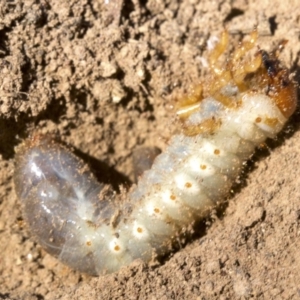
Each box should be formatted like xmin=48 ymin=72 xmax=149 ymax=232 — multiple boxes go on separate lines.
xmin=14 ymin=31 xmax=297 ymax=276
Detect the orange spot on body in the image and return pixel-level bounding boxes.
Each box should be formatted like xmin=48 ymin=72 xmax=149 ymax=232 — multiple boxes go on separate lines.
xmin=255 ymin=117 xmax=262 ymax=123
xmin=170 ymin=194 xmax=176 ymax=200
xmin=185 ymin=182 xmax=192 ymax=188
xmin=214 ymin=149 xmax=220 ymax=155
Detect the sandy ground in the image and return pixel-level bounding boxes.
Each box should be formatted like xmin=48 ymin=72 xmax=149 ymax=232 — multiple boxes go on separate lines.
xmin=1 ymin=0 xmax=300 ymax=299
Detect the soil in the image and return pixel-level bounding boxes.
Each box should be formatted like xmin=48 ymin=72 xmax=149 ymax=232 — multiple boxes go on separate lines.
xmin=1 ymin=0 xmax=300 ymax=299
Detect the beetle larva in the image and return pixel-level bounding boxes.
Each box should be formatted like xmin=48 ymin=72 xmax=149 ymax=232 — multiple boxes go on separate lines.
xmin=14 ymin=30 xmax=297 ymax=276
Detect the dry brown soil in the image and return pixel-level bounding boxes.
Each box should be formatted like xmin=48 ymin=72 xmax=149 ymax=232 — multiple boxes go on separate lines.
xmin=1 ymin=0 xmax=300 ymax=299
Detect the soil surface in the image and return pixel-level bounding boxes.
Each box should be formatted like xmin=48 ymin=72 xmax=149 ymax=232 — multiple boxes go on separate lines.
xmin=1 ymin=0 xmax=300 ymax=299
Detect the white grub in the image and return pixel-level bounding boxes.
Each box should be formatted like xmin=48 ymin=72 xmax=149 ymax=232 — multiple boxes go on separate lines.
xmin=14 ymin=31 xmax=297 ymax=275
